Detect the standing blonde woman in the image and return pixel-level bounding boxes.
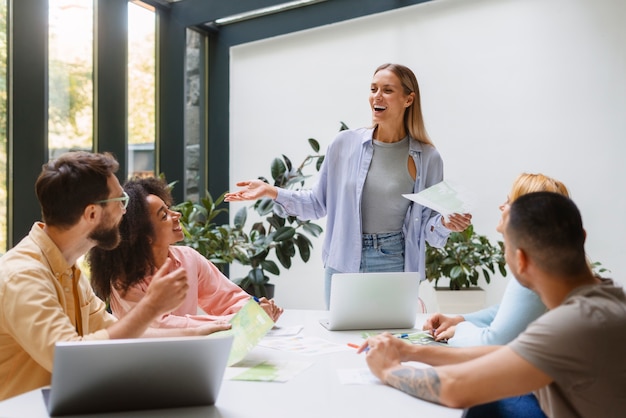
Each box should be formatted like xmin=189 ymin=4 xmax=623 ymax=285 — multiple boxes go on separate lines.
xmin=226 ymin=63 xmax=471 ymax=307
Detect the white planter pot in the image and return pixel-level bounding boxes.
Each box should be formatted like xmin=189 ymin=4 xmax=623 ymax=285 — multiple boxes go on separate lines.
xmin=435 ymin=287 xmax=486 ymax=314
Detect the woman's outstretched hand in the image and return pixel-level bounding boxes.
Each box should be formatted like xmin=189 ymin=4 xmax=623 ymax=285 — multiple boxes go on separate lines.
xmin=224 ymin=179 xmax=278 ymax=202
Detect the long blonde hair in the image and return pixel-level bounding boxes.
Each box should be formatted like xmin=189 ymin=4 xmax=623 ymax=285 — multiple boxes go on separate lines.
xmin=373 ymin=63 xmax=433 ymax=146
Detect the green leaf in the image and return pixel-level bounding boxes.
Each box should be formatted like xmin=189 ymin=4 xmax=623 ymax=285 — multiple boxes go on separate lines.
xmin=499 ymin=264 xmax=508 ymax=277
xmin=308 ymin=138 xmax=320 ymax=153
xmin=284 ymin=174 xmax=310 ymax=188
xmin=275 ymin=244 xmax=292 ymax=269
xmin=282 ymin=155 xmax=293 ymax=173
xmin=302 ymin=222 xmax=323 ymax=237
xmin=233 ymin=206 xmax=247 ymax=228
xmin=261 ymin=260 xmax=280 ymax=275
xmin=250 ymin=222 xmax=266 ymax=236
xmin=479 ymin=269 xmax=490 ymax=284
xmin=247 ymin=268 xmax=267 ymax=285
xmin=253 ymin=284 xmax=268 ymax=298
xmin=316 ymin=156 xmax=324 ymax=171
xmin=270 ymin=158 xmax=287 ymax=182
xmin=255 ymin=198 xmax=275 ymax=216
xmin=272 ymin=226 xmax=296 ymax=242
xmin=266 ymin=214 xmax=285 ymax=230
xmin=266 ymin=215 xmax=282 ymax=230
xmin=296 ymin=234 xmax=311 ymax=262
xmin=450 ymin=266 xmax=463 ymax=279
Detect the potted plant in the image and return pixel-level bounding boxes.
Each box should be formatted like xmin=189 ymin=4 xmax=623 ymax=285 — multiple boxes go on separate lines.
xmin=425 ymin=224 xmax=507 ymax=290
xmin=425 ymin=225 xmax=507 ymax=313
xmin=173 ymin=136 xmax=330 ymax=298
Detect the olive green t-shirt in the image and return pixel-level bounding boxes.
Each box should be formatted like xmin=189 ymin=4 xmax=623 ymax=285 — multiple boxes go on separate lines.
xmin=509 ymin=278 xmax=626 ymax=418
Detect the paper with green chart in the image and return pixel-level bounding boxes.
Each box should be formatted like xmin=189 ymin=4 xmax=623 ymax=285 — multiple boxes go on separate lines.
xmin=361 ymin=330 xmax=448 ymax=346
xmin=209 ymin=298 xmax=274 ymax=366
xmin=402 ymin=180 xmax=474 ymax=221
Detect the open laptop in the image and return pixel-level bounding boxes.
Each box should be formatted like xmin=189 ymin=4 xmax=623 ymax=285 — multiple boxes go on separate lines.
xmin=320 ymin=272 xmax=420 ymax=331
xmin=44 ymin=334 xmax=233 ymax=416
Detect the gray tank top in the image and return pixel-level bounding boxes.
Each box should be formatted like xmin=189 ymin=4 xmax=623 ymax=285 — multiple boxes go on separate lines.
xmin=361 ymin=137 xmax=414 ymax=234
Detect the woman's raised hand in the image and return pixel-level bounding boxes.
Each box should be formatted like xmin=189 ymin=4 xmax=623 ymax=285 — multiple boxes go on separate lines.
xmin=224 ymin=179 xmax=278 ymax=202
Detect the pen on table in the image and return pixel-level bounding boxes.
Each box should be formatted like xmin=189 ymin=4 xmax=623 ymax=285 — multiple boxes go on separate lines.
xmin=347 ymin=342 xmax=369 ymax=353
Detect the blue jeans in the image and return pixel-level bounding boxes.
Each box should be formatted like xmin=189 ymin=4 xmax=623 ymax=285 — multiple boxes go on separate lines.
xmin=463 ymin=394 xmax=547 ymax=418
xmin=324 ymin=231 xmax=405 ymax=309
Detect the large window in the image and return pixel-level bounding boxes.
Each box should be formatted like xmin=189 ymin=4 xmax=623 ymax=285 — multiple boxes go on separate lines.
xmin=48 ymin=0 xmax=94 ymax=159
xmin=128 ymin=2 xmax=155 ymax=179
xmin=0 ymin=0 xmax=7 ymax=253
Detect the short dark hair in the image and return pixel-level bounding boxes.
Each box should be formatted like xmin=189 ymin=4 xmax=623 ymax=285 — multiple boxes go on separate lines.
xmin=35 ymin=152 xmax=119 ymax=227
xmin=506 ymin=192 xmax=587 ymax=276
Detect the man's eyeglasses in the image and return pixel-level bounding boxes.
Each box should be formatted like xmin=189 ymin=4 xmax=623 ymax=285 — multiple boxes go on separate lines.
xmin=95 ymin=191 xmax=130 ymax=209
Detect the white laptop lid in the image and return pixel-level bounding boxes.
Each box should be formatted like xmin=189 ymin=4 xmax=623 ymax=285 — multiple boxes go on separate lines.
xmin=321 ymin=272 xmax=420 ymax=331
xmin=45 ymin=335 xmax=233 ymax=416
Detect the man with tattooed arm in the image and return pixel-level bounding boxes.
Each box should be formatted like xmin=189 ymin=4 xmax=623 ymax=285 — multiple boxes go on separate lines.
xmin=360 ymin=192 xmax=626 ymax=418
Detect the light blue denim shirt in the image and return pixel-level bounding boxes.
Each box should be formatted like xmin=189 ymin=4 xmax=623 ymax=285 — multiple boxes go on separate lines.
xmin=449 ymin=278 xmax=547 ymax=346
xmin=274 ymin=127 xmax=451 ymax=275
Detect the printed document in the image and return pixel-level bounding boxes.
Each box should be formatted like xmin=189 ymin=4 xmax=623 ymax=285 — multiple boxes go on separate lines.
xmin=403 ymin=180 xmax=474 ymax=220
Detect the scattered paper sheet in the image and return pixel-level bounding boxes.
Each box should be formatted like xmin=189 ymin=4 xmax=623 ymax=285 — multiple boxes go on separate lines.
xmin=403 ymin=180 xmax=474 ymax=220
xmin=225 ymin=359 xmax=313 ymax=382
xmin=258 ymin=335 xmax=349 ymax=355
xmin=337 ymin=368 xmax=383 ymax=385
xmin=265 ymin=325 xmax=304 ymax=337
xmin=361 ymin=330 xmax=448 ymax=346
xmin=209 ymin=299 xmax=274 ymax=366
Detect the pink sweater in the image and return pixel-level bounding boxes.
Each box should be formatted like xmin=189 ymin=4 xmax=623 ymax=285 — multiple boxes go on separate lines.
xmin=110 ymin=245 xmax=250 ymax=328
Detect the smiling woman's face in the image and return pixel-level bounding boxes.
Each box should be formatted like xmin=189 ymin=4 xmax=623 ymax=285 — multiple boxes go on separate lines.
xmin=369 ymin=69 xmax=413 ymax=129
xmin=496 ymin=196 xmax=511 ymax=234
xmin=146 ymin=194 xmax=184 ymax=246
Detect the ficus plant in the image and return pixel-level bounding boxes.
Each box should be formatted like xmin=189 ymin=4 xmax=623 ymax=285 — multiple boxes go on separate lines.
xmin=174 ymin=123 xmax=348 ymax=297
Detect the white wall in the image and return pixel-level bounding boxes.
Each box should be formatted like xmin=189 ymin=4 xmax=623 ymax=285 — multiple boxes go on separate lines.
xmin=229 ymin=0 xmax=626 ymax=310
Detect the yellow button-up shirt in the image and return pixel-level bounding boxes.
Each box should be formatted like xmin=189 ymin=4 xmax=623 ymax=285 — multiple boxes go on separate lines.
xmin=0 ymin=223 xmax=116 ymax=400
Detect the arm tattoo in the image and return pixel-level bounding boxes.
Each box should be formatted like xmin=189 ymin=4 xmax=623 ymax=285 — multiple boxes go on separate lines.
xmin=386 ymin=366 xmax=442 ymax=404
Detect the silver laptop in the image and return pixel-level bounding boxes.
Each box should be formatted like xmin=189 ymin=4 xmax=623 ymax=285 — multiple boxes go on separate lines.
xmin=44 ymin=335 xmax=233 ymax=416
xmin=320 ymin=272 xmax=420 ymax=331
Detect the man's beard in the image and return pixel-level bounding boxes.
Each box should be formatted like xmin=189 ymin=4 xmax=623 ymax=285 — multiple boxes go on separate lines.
xmin=89 ymin=216 xmax=121 ymax=250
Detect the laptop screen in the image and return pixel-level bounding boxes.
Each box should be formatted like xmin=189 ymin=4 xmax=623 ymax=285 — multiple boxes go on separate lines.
xmin=322 ymin=272 xmax=420 ymax=331
xmin=47 ymin=335 xmax=233 ymax=416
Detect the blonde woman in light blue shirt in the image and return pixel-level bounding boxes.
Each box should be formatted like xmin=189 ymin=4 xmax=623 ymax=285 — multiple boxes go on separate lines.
xmin=424 ymin=173 xmax=570 ymax=346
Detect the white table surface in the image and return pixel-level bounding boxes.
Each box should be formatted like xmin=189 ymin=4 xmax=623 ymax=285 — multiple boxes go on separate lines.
xmin=0 ymin=310 xmax=464 ymax=418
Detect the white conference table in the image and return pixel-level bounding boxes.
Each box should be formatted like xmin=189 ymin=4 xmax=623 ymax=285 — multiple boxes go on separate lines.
xmin=0 ymin=310 xmax=464 ymax=418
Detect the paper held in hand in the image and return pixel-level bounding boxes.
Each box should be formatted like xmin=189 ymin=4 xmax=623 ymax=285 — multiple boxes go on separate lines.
xmin=403 ymin=180 xmax=474 ymax=220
